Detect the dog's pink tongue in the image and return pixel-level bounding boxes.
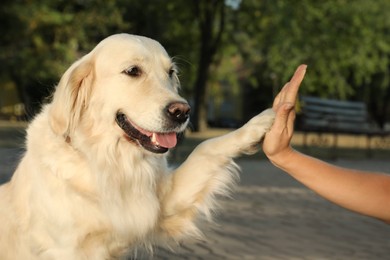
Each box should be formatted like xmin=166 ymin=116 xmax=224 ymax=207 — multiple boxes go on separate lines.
xmin=155 ymin=133 xmax=177 ymax=148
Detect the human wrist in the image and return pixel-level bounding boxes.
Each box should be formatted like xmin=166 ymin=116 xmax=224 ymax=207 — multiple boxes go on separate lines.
xmin=268 ymin=147 xmax=297 ymax=170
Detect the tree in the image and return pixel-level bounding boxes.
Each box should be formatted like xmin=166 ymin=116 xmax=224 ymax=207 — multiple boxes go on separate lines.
xmin=0 ymin=0 xmax=127 ymax=119
xmin=1 ymin=0 xmax=222 ymax=130
xmin=191 ymin=0 xmax=226 ymax=132
xmin=234 ymin=0 xmax=390 ymax=127
xmin=3 ymin=0 xmax=389 ymax=129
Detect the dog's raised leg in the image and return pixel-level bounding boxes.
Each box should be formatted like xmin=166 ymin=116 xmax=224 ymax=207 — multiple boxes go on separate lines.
xmin=159 ymin=108 xmax=275 ymax=239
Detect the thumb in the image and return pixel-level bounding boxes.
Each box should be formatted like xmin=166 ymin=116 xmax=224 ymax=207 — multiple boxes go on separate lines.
xmin=272 ymin=103 xmax=294 ymax=132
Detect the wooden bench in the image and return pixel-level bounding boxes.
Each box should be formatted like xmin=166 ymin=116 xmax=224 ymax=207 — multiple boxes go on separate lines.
xmin=297 ymin=96 xmax=390 ymax=157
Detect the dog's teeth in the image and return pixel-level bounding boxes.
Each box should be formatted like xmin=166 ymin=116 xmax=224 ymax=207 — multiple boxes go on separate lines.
xmin=151 ymin=133 xmax=159 ymax=145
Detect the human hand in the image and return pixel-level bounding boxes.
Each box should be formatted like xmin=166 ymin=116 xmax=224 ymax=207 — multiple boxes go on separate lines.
xmin=263 ymin=64 xmax=307 ymax=166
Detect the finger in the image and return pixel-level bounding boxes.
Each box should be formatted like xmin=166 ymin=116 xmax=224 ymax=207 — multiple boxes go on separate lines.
xmin=286 ymin=109 xmax=296 ymax=137
xmin=273 ymin=92 xmax=281 ymax=110
xmin=273 ymin=82 xmax=289 ymax=109
xmin=271 ymin=103 xmax=293 ymax=133
xmin=279 ymin=82 xmax=289 ymax=104
xmin=284 ymin=64 xmax=307 ymax=104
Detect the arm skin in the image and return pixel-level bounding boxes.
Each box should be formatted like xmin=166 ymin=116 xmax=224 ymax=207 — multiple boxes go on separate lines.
xmin=263 ymin=65 xmax=390 ymax=223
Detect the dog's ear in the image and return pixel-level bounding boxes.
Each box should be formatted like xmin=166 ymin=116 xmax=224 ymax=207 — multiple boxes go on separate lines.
xmin=49 ymin=55 xmax=94 ymax=137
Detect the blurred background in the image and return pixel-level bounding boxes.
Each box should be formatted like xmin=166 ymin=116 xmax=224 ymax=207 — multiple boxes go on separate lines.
xmin=1 ymin=2 xmax=390 ymax=258
xmin=0 ymin=0 xmax=389 ymax=132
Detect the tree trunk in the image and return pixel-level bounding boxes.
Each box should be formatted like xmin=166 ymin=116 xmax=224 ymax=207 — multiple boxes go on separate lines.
xmin=191 ymin=0 xmax=225 ymax=132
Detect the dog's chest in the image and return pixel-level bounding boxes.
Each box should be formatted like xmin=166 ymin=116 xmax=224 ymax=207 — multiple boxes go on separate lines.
xmin=77 ymin=148 xmax=169 ymax=254
xmin=106 ymin=189 xmax=160 ymax=238
xmin=74 ymin=188 xmax=161 ymax=257
xmin=97 ymin=165 xmax=164 ymax=248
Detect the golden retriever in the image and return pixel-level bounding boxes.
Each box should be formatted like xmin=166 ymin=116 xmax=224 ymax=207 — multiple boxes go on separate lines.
xmin=0 ymin=34 xmax=274 ymax=259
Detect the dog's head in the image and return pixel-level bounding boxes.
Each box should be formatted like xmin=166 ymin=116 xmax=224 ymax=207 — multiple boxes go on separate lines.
xmin=49 ymin=34 xmax=190 ymax=154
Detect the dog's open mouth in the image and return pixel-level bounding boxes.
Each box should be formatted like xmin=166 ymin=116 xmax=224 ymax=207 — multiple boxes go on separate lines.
xmin=115 ymin=112 xmax=178 ymax=154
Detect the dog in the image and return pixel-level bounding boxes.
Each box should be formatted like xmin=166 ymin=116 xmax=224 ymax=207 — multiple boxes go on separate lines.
xmin=0 ymin=34 xmax=275 ymax=259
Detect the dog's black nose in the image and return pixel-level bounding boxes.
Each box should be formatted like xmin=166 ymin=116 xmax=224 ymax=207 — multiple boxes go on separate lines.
xmin=166 ymin=102 xmax=191 ymax=124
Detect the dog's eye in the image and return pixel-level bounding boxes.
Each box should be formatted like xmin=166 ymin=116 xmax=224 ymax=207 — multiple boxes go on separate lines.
xmin=168 ymin=68 xmax=176 ymax=78
xmin=123 ymin=66 xmax=142 ymax=77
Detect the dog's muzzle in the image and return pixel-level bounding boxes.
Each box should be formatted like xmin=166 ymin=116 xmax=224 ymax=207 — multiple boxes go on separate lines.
xmin=115 ymin=102 xmax=190 ymax=154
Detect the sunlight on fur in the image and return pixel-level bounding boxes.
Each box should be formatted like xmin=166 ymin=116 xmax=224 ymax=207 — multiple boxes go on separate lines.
xmin=0 ymin=33 xmax=275 ymax=259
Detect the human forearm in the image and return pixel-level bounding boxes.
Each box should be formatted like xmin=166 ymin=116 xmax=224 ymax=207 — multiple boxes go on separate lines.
xmin=263 ymin=64 xmax=390 ymax=223
xmin=270 ymin=149 xmax=390 ymax=223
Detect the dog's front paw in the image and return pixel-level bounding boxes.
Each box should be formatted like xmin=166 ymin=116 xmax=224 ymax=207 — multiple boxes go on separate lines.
xmin=239 ymin=108 xmax=275 ymax=154
xmin=247 ymin=108 xmax=275 ymax=131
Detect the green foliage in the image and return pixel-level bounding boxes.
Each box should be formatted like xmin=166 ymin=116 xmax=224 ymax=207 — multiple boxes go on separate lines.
xmin=235 ymin=0 xmax=390 ymax=101
xmin=0 ymin=0 xmax=389 ymax=125
xmin=0 ymin=0 xmax=128 ymax=115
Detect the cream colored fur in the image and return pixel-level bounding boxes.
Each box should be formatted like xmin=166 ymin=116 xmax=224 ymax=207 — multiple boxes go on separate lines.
xmin=0 ymin=34 xmax=275 ymax=259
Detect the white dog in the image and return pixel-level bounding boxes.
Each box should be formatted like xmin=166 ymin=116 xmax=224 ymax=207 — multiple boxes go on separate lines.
xmin=0 ymin=34 xmax=274 ymax=259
